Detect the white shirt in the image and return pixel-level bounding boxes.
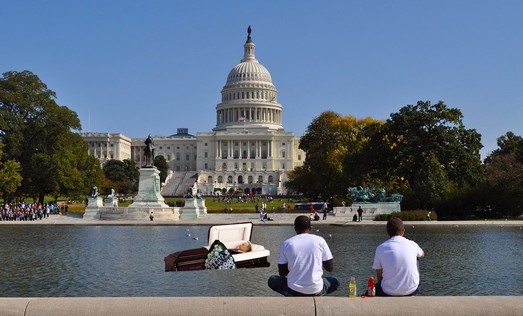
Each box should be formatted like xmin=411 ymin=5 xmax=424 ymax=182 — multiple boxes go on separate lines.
xmin=278 ymin=233 xmax=333 ymax=294
xmin=372 ymin=236 xmax=424 ymax=296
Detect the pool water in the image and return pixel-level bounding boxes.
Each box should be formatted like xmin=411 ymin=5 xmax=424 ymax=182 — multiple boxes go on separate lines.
xmin=0 ymin=225 xmax=521 ymax=297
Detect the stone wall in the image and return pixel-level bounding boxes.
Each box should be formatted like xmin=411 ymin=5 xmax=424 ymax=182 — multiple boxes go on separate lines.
xmin=334 ymin=203 xmax=400 ymax=220
xmin=1 ymin=297 xmax=521 ymax=316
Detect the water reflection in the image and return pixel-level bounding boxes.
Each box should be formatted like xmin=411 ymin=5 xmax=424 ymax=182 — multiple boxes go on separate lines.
xmin=0 ymin=225 xmax=521 ymax=297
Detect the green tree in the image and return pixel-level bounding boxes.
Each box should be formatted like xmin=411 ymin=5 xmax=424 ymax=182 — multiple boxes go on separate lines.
xmin=0 ymin=143 xmax=22 ymax=200
xmin=0 ymin=70 xmax=96 ymax=203
xmin=154 ymin=155 xmax=169 ymax=183
xmin=103 ymin=160 xmax=129 ymax=183
xmin=123 ymin=159 xmax=140 ymax=192
xmin=342 ymin=120 xmax=405 ymax=193
xmin=485 ymin=131 xmax=523 ymax=162
xmin=481 ymin=132 xmax=523 ymax=217
xmin=379 ymin=101 xmax=483 ymax=209
xmin=286 ymin=111 xmax=382 ymax=199
xmin=102 ymin=159 xmax=139 ymax=195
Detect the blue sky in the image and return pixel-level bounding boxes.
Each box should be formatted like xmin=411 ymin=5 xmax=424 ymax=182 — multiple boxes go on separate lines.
xmin=1 ymin=1 xmax=522 ymax=159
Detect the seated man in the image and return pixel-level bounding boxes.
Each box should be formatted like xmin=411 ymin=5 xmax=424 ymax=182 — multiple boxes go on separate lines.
xmin=268 ymin=215 xmax=339 ymax=296
xmin=371 ymin=217 xmax=424 ymax=296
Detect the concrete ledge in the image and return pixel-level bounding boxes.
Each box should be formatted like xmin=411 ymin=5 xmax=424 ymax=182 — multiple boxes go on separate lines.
xmin=0 ymin=297 xmax=521 ymax=316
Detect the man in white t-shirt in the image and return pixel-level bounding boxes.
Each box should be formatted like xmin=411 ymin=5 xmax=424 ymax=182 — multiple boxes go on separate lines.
xmin=371 ymin=218 xmax=424 ymax=296
xmin=268 ymin=215 xmax=339 ymax=296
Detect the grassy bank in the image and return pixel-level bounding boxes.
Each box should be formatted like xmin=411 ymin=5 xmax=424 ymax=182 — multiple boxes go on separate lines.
xmin=166 ymin=197 xmax=300 ymax=213
xmin=62 ymin=197 xmax=306 ymax=215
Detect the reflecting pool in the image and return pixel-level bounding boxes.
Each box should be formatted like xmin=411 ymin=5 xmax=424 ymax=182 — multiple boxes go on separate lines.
xmin=0 ymin=225 xmax=521 ymax=297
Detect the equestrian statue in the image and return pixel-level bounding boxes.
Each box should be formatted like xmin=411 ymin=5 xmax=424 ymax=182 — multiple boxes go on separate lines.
xmin=144 ymin=134 xmax=155 ymax=167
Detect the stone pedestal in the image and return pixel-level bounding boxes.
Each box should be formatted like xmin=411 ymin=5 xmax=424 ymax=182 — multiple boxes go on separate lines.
xmin=333 ymin=202 xmax=401 ymax=220
xmin=104 ymin=197 xmax=118 ymax=207
xmin=128 ymin=167 xmax=169 ymax=208
xmin=196 ymin=198 xmax=208 ymax=215
xmin=83 ymin=197 xmax=103 ymax=219
xmin=180 ymin=198 xmax=201 ymax=220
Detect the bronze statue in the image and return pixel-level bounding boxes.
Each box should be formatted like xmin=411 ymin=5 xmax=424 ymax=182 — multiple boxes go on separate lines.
xmin=144 ymin=134 xmax=155 ymax=166
xmin=247 ymin=25 xmax=252 ymax=42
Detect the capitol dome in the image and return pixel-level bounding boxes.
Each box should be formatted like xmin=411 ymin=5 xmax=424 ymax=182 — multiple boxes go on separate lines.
xmin=225 ymin=59 xmax=273 ymax=85
xmin=214 ymin=26 xmax=283 ymax=131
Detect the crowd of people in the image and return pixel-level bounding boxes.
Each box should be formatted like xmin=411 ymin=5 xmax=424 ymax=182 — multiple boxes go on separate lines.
xmin=0 ymin=202 xmax=64 ymax=221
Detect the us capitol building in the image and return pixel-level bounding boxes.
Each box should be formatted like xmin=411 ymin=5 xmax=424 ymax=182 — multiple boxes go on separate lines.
xmin=82 ymin=27 xmax=305 ymax=196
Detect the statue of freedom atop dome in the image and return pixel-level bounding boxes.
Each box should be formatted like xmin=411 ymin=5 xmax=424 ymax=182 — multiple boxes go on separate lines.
xmin=247 ymin=25 xmax=252 ymax=42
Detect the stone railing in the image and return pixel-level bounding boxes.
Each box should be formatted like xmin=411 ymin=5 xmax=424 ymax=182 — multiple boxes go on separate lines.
xmin=1 ymin=296 xmax=521 ymax=316
xmin=334 ymin=203 xmax=400 ymax=220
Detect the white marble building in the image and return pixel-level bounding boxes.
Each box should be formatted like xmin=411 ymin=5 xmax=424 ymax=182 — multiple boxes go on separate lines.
xmin=82 ymin=28 xmax=305 ymax=196
xmin=82 ymin=132 xmax=132 ymax=165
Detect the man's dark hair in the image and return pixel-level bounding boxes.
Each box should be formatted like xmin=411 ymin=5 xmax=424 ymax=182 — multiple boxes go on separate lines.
xmin=294 ymin=215 xmax=311 ymax=234
xmin=386 ymin=217 xmax=404 ymax=237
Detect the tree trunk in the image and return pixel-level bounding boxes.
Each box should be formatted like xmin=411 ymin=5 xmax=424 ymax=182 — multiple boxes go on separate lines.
xmin=38 ymin=192 xmax=45 ymax=205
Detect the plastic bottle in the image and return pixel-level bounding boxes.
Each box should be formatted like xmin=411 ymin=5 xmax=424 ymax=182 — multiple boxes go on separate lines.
xmin=367 ymin=277 xmax=376 ymax=297
xmin=349 ymin=277 xmax=357 ymax=298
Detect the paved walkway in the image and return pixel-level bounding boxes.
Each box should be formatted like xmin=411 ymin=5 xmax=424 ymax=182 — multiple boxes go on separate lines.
xmin=1 ymin=213 xmax=521 ymax=226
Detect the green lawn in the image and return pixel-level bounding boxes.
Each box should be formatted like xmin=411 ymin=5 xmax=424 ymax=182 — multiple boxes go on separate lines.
xmin=53 ymin=197 xmax=310 ymax=215
xmin=167 ymin=197 xmax=304 ymax=213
